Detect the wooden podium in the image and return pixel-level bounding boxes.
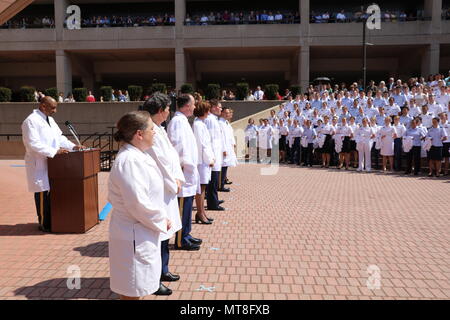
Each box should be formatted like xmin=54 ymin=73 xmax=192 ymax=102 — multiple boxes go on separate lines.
xmin=48 ymin=149 xmax=100 ymax=233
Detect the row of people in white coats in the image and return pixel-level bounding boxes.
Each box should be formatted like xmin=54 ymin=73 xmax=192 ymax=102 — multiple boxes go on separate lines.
xmin=245 ymin=113 xmax=449 ymax=176
xmin=108 ymin=93 xmax=237 ymax=300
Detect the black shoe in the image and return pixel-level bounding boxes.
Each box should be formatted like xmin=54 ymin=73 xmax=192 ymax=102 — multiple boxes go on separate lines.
xmin=208 ymin=206 xmax=225 ymax=211
xmin=218 ymin=188 xmax=230 ymax=192
xmin=207 ymin=217 xmax=214 ymax=222
xmin=218 ymin=200 xmax=225 ymax=205
xmin=38 ymin=225 xmax=50 ymax=233
xmin=153 ymin=283 xmax=172 ymax=296
xmin=225 ymin=180 xmax=232 ymax=185
xmin=161 ymin=272 xmax=180 ymax=282
xmin=175 ymin=243 xmax=200 ymax=251
xmin=189 ymin=237 xmax=203 ymax=245
xmin=195 ymin=214 xmax=212 ymax=224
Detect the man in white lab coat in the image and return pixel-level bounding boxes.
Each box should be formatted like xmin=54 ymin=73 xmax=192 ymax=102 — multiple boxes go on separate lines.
xmin=204 ymin=99 xmax=226 ymax=211
xmin=219 ymin=106 xmax=238 ymax=191
xmin=21 ymin=96 xmax=83 ymax=232
xmin=167 ymin=94 xmax=202 ymax=251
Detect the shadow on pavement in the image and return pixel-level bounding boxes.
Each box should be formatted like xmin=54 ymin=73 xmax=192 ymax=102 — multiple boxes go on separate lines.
xmin=14 ymin=277 xmax=117 ymax=300
xmin=73 ymin=241 xmax=108 ymax=257
xmin=0 ymin=223 xmax=47 ymax=236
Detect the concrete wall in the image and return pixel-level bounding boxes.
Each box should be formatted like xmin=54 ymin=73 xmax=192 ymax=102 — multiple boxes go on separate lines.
xmin=0 ymin=101 xmax=282 ymax=135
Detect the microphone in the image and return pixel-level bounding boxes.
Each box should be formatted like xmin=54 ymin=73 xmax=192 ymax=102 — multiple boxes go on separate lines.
xmin=65 ymin=121 xmax=82 ymax=147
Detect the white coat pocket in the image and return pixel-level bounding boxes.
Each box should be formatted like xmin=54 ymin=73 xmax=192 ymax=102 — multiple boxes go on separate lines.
xmin=133 ymin=223 xmax=159 ymax=265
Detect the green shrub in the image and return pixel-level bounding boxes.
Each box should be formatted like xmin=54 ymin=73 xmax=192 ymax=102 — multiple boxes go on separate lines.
xmin=44 ymin=87 xmax=58 ymax=100
xmin=149 ymin=83 xmax=167 ymax=95
xmin=236 ymin=83 xmax=249 ymax=100
xmin=128 ymin=85 xmax=143 ymax=101
xmin=264 ymin=84 xmax=280 ymax=100
xmin=205 ymin=83 xmax=221 ymax=100
xmin=180 ymin=83 xmax=194 ymax=94
xmin=73 ymin=88 xmax=88 ymax=102
xmin=289 ymin=85 xmax=301 ymax=97
xmin=0 ymin=87 xmax=12 ymax=102
xmin=100 ymin=86 xmax=113 ymax=102
xmin=19 ymin=86 xmax=36 ymax=102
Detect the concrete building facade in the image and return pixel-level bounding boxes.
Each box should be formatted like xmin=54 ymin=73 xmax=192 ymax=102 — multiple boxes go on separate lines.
xmin=0 ymin=0 xmax=449 ymax=96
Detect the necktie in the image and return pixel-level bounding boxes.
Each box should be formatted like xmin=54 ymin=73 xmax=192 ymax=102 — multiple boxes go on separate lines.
xmin=46 ymin=116 xmax=50 ymax=126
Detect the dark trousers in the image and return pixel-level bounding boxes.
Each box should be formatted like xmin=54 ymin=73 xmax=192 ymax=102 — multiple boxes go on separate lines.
xmin=220 ymin=166 xmax=228 ymax=189
xmin=175 ymin=196 xmax=194 ymax=247
xmin=371 ymin=145 xmax=380 ymax=169
xmin=394 ymin=138 xmax=403 ymax=171
xmin=206 ymin=171 xmax=220 ymax=209
xmin=406 ymin=146 xmax=421 ymax=174
xmin=34 ymin=191 xmax=51 ymax=230
xmin=304 ymin=143 xmax=314 ymax=166
xmin=161 ymin=239 xmax=170 ymax=274
xmin=291 ymin=138 xmax=301 ymax=165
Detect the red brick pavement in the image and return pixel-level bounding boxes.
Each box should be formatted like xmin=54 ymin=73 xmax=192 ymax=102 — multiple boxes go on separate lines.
xmin=0 ymin=160 xmax=449 ymax=300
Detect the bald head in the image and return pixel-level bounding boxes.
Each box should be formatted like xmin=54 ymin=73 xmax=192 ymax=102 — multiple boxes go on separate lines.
xmin=39 ymin=96 xmax=58 ymax=116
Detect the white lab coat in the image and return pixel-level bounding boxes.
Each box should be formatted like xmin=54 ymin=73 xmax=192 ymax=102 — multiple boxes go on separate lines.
xmin=219 ymin=117 xmax=238 ymax=167
xmin=146 ymin=124 xmax=184 ymax=241
xmin=193 ymin=118 xmax=215 ymax=184
xmin=21 ymin=109 xmax=75 ymax=193
xmin=258 ymin=125 xmax=273 ymax=149
xmin=204 ymin=113 xmax=225 ymax=172
xmin=167 ymin=111 xmax=200 ymax=198
xmin=108 ymin=143 xmax=167 ymax=297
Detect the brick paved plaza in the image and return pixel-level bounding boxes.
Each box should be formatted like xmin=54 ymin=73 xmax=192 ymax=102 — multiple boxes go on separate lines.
xmin=0 ymin=159 xmax=448 ymax=300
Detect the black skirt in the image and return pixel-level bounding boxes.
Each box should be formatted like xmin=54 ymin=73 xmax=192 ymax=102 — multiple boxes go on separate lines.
xmin=322 ymin=134 xmax=333 ymax=154
xmin=350 ymin=140 xmax=357 ymax=152
xmin=442 ymin=142 xmax=450 ymax=158
xmin=341 ymin=136 xmax=351 ymax=153
xmin=279 ymin=136 xmax=287 ymax=151
xmin=428 ymin=146 xmax=443 ymax=161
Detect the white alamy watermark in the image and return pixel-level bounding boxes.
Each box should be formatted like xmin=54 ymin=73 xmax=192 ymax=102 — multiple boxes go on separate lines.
xmin=66 ymin=265 xmax=81 ymax=290
xmin=366 ymin=4 xmax=382 ymax=30
xmin=366 ymin=265 xmax=381 ymax=290
xmin=66 ymin=5 xmax=81 ymax=30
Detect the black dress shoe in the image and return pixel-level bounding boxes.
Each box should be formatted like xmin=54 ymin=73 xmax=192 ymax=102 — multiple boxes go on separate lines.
xmin=218 ymin=187 xmax=230 ymax=192
xmin=218 ymin=200 xmax=225 ymax=205
xmin=38 ymin=225 xmax=50 ymax=233
xmin=225 ymin=180 xmax=232 ymax=185
xmin=208 ymin=206 xmax=225 ymax=211
xmin=161 ymin=272 xmax=180 ymax=282
xmin=189 ymin=237 xmax=203 ymax=245
xmin=175 ymin=243 xmax=200 ymax=251
xmin=207 ymin=217 xmax=214 ymax=222
xmin=153 ymin=283 xmax=172 ymax=296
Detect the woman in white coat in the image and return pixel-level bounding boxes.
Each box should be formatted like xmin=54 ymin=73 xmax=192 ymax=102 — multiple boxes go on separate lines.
xmin=193 ymin=102 xmax=215 ymax=224
xmin=141 ymin=93 xmax=185 ymax=293
xmin=108 ymin=111 xmax=171 ymax=300
xmin=379 ymin=116 xmax=398 ymax=172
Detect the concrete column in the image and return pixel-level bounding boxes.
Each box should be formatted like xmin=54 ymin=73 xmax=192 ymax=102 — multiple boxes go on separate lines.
xmin=421 ymin=42 xmax=440 ymax=76
xmin=299 ymin=46 xmax=310 ymax=93
xmin=425 ymin=0 xmax=442 ymax=32
xmin=56 ymin=50 xmax=72 ymax=97
xmin=175 ymin=0 xmax=186 ymax=91
xmin=54 ymin=0 xmax=70 ymax=41
xmin=175 ymin=0 xmax=185 ymax=35
xmin=175 ymin=47 xmax=187 ymax=91
xmin=300 ymin=0 xmax=310 ymax=35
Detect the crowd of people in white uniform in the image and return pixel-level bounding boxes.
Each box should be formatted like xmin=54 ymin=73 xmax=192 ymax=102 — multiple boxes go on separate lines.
xmin=245 ymin=78 xmax=450 ymax=177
